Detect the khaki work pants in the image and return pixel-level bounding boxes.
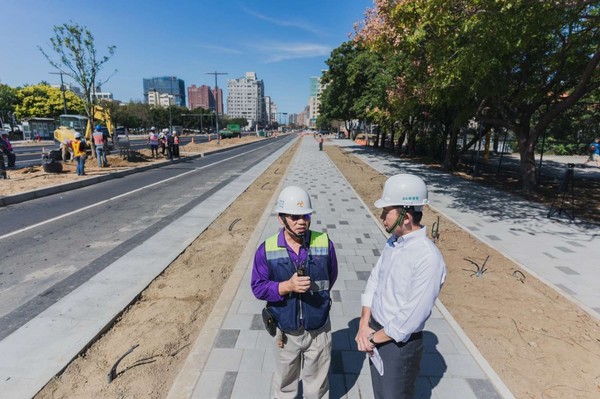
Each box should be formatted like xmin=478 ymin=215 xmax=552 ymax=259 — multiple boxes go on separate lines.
xmin=272 ymin=321 xmax=331 ymax=399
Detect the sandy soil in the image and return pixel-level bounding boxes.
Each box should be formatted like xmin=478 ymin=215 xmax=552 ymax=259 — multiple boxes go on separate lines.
xmin=325 ymin=145 xmax=600 ymax=399
xmin=25 ymin=137 xmax=600 ymax=398
xmin=1 ymin=136 xmax=263 ymax=197
xmin=35 ymin=138 xmax=299 ymax=399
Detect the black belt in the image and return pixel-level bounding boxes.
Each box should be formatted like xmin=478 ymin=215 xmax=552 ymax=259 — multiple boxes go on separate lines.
xmin=369 ymin=317 xmax=423 ymax=343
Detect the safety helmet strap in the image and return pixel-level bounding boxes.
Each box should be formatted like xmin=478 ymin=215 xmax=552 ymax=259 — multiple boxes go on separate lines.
xmin=386 ymin=207 xmax=408 ymax=234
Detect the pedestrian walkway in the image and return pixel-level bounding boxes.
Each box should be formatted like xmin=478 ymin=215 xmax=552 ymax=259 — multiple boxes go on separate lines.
xmin=168 ymin=135 xmax=512 ymax=399
xmin=335 ymin=140 xmax=600 ymax=320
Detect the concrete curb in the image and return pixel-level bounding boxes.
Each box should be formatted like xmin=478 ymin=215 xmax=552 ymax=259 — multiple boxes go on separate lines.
xmin=326 ymin=144 xmax=516 ymax=399
xmin=166 ymin=154 xmax=294 ymax=399
xmin=0 ymin=138 xmax=272 ymax=207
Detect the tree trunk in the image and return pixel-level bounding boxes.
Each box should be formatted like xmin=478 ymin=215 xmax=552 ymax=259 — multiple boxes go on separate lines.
xmin=443 ymin=126 xmax=459 ymax=170
xmin=515 ymin=125 xmax=538 ymax=194
xmin=407 ymin=126 xmax=417 ymax=155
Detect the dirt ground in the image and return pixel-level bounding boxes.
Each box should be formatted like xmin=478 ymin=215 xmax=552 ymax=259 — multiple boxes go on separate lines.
xmin=1 ymin=136 xmax=263 ymax=197
xmin=35 ymin=138 xmax=299 ymax=399
xmin=21 ymin=137 xmax=600 ymax=398
xmin=325 ymin=145 xmax=600 ymax=399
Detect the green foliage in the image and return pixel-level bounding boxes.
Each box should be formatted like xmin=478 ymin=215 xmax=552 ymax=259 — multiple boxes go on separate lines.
xmin=39 ymin=22 xmax=116 ymax=120
xmin=15 ymin=84 xmax=84 ymax=119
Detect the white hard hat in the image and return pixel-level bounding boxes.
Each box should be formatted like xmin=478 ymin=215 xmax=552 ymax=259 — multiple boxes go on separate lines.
xmin=275 ymin=186 xmax=313 ymax=215
xmin=374 ymin=174 xmax=428 ymax=211
xmin=150 ymin=126 xmax=156 ymax=131
xmin=74 ymin=132 xmax=82 ymax=139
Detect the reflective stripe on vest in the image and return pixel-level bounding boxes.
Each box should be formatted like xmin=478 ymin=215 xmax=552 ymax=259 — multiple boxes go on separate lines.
xmin=265 ymin=231 xmax=331 ymax=332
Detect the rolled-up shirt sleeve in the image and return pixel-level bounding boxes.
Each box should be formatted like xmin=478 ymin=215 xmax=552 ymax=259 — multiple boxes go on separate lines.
xmin=250 ymin=242 xmax=285 ymax=302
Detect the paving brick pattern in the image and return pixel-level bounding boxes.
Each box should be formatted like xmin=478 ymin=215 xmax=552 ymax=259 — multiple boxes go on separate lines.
xmin=188 ymin=136 xmax=510 ymax=398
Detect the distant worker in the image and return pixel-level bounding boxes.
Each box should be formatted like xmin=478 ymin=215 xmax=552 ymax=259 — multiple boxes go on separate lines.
xmin=159 ymin=129 xmax=168 ymax=156
xmin=148 ymin=127 xmax=159 ymax=158
xmin=60 ymin=138 xmax=74 ymax=162
xmin=166 ymin=130 xmax=175 ymax=160
xmin=317 ymin=134 xmax=324 ymax=151
xmin=584 ymin=137 xmax=600 ymax=168
xmin=72 ymin=132 xmax=87 ymax=176
xmin=92 ymin=125 xmax=108 ymax=167
xmin=0 ymin=130 xmax=16 ymax=168
xmin=251 ymin=186 xmax=338 ymax=398
xmin=356 ymin=174 xmax=446 ymax=399
xmin=172 ymin=131 xmax=180 ymax=159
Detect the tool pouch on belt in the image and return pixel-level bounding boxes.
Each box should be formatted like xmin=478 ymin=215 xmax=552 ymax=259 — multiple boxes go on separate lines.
xmin=262 ymin=306 xmax=277 ymax=337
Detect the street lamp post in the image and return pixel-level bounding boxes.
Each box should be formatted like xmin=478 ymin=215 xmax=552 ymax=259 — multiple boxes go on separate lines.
xmin=50 ymin=71 xmax=68 ymax=115
xmin=206 ymin=71 xmax=227 ymax=145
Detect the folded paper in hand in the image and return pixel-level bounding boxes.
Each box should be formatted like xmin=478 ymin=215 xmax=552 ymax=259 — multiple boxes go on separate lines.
xmin=368 ymin=347 xmax=384 ymax=376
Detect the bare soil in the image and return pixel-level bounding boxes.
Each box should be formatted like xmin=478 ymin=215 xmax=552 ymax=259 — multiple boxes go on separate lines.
xmin=23 ymin=137 xmax=600 ymax=398
xmin=1 ymin=136 xmax=263 ymax=197
xmin=35 ymin=138 xmax=299 ymax=399
xmin=325 ymin=144 xmax=600 ymax=399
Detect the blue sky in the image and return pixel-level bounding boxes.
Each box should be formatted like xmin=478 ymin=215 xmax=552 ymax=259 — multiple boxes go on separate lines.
xmin=0 ymin=0 xmax=373 ymax=116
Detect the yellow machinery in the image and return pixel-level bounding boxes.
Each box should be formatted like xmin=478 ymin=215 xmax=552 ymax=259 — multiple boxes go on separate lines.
xmin=53 ymin=105 xmax=114 ymax=144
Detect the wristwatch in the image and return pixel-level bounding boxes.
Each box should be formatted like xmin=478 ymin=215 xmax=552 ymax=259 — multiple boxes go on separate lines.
xmin=368 ymin=332 xmax=376 ymax=345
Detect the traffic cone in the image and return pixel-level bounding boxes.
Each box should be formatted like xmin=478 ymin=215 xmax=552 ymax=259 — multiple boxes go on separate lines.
xmin=191 ymin=136 xmax=195 ymax=144
xmin=208 ymin=134 xmax=211 ymax=142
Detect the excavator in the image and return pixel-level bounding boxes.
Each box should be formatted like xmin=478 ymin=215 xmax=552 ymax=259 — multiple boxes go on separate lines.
xmin=53 ymin=105 xmax=114 ymax=145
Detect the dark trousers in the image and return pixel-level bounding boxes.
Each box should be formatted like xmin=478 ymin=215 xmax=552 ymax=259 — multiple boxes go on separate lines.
xmin=173 ymin=144 xmax=179 ymax=158
xmin=369 ymin=319 xmax=423 ymax=399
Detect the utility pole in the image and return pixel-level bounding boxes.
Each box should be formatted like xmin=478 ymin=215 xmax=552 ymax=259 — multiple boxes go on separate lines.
xmin=49 ymin=71 xmax=68 ymax=115
xmin=206 ymin=71 xmax=227 ymax=144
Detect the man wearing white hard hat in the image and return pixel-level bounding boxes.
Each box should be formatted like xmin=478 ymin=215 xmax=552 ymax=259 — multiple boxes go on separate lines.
xmin=251 ymin=185 xmax=338 ymax=398
xmin=355 ymin=174 xmax=446 ymax=399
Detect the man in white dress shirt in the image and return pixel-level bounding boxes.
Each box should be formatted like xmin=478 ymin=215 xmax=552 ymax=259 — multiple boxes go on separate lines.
xmin=355 ymin=174 xmax=446 ymax=399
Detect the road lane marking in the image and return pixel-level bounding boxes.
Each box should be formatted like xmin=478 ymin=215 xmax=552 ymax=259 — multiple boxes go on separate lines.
xmin=0 ymin=142 xmax=277 ymax=241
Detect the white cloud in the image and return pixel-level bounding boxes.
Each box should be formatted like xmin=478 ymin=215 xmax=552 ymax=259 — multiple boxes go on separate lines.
xmin=196 ymin=44 xmax=243 ymax=55
xmin=241 ymin=6 xmax=324 ymax=36
xmin=251 ymin=42 xmax=331 ymax=63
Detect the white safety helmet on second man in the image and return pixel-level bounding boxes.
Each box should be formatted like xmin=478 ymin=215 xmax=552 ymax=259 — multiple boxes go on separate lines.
xmin=374 ymin=174 xmax=428 ymax=211
xmin=275 ymin=186 xmax=313 ymax=215
xmin=74 ymin=132 xmax=82 ymax=139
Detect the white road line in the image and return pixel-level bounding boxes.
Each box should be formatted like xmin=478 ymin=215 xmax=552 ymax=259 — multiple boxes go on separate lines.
xmin=0 ymin=143 xmax=272 ymax=241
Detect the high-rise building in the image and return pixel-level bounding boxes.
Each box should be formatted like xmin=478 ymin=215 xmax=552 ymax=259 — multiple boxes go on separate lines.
xmin=264 ymin=96 xmax=273 ymax=124
xmin=227 ymin=72 xmax=266 ymax=127
xmin=213 ymin=87 xmax=223 ymax=115
xmin=143 ymin=76 xmax=186 ymax=107
xmin=188 ymin=85 xmax=213 ymax=110
xmin=308 ymin=74 xmax=326 ymax=128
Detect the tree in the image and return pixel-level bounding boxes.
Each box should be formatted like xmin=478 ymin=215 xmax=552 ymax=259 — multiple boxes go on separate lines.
xmin=15 ymin=84 xmax=85 ymax=120
xmin=0 ymin=84 xmax=19 ymax=127
xmin=356 ymin=0 xmax=600 ymax=193
xmin=39 ymin=21 xmax=116 ymax=141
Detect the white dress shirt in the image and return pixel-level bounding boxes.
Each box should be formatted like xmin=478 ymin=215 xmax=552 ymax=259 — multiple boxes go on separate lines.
xmin=361 ymin=227 xmax=447 ymax=343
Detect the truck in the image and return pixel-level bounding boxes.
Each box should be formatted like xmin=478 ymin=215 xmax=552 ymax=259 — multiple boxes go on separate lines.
xmin=220 ymin=123 xmax=242 ymax=139
xmin=53 ymin=105 xmax=114 ymax=148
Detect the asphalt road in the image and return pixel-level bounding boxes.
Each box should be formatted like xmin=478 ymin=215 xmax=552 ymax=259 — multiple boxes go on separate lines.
xmin=11 ymin=133 xmax=256 ymax=166
xmin=0 ymin=134 xmax=293 ymax=339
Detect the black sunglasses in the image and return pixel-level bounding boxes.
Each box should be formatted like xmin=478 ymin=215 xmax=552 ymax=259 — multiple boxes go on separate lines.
xmin=284 ymin=214 xmax=311 ymax=221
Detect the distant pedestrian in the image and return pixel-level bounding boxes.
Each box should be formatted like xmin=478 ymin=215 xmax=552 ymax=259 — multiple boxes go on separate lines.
xmin=92 ymin=125 xmax=108 ymax=167
xmin=584 ymin=137 xmax=600 ymax=168
xmin=148 ymin=127 xmax=159 ymax=158
xmin=172 ymin=131 xmax=180 ymax=158
xmin=0 ymin=130 xmax=16 ymax=168
xmin=356 ymin=174 xmax=446 ymax=399
xmin=166 ymin=131 xmax=174 ymax=160
xmin=159 ymin=129 xmax=168 ymax=155
xmin=251 ymin=186 xmax=338 ymax=398
xmin=317 ymin=134 xmax=324 ymax=151
xmin=73 ymin=132 xmax=87 ymax=176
